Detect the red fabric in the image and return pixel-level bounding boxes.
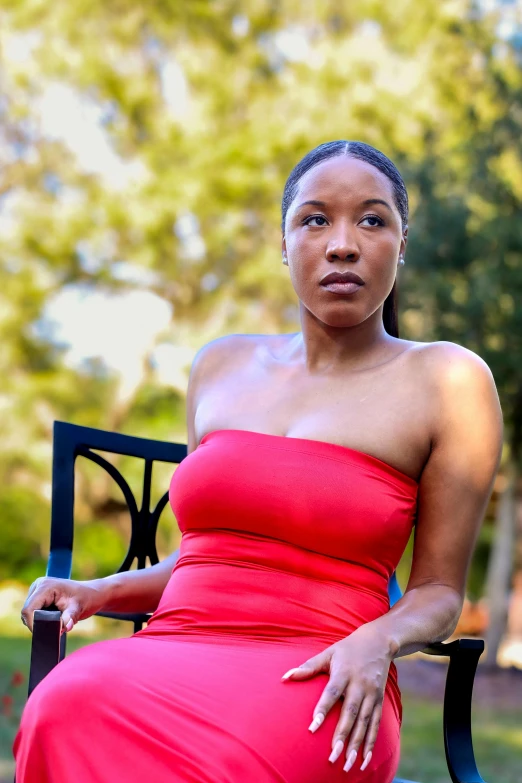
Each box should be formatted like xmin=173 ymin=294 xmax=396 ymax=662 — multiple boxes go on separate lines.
xmin=14 ymin=428 xmax=418 ymax=782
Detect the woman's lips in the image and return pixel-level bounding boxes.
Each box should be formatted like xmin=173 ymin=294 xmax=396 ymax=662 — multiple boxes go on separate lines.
xmin=321 ymin=281 xmax=363 ymax=295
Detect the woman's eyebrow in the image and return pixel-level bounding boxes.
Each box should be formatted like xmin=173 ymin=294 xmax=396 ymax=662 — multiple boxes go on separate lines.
xmin=296 ymin=198 xmax=393 ymax=212
xmin=361 ymin=198 xmax=393 ymax=212
xmin=296 ymin=199 xmax=327 ymax=210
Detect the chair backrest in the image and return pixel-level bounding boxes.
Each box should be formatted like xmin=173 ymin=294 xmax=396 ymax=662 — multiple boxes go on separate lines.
xmin=49 ymin=420 xmax=186 ymax=577
xmin=48 ymin=421 xmax=185 ymax=632
xmin=47 ymin=420 xmax=403 ymax=628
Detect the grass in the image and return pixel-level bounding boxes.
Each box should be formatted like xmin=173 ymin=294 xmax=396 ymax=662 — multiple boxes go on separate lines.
xmin=1 ymin=633 xmax=521 ymax=782
xmin=397 ymin=693 xmax=522 ymax=783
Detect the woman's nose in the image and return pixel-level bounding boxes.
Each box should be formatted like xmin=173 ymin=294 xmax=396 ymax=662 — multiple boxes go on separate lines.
xmin=325 ymin=230 xmax=360 ymax=262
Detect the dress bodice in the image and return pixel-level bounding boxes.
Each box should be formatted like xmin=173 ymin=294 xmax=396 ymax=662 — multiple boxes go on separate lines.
xmin=142 ymin=429 xmax=418 ymax=646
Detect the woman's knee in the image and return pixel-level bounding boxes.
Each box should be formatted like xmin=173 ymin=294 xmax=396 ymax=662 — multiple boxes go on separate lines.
xmin=21 ymin=649 xmax=114 ymax=735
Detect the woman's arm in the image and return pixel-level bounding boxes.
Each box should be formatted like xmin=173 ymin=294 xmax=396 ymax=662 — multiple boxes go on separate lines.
xmin=368 ymin=341 xmax=503 ymax=657
xmin=90 ymin=550 xmax=181 ymax=614
xmin=21 ymin=552 xmax=180 ymax=632
xmin=281 ymin=342 xmax=503 ymax=773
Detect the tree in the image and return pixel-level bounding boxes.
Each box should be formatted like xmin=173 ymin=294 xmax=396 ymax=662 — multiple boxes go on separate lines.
xmin=1 ymin=2 xmax=521 ymax=662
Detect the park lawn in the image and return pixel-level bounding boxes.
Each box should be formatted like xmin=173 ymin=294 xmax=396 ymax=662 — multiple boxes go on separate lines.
xmin=1 ymin=634 xmax=521 ymax=782
xmin=397 ymin=693 xmax=522 ymax=783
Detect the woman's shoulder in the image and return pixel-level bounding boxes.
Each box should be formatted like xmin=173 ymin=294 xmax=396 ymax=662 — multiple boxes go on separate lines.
xmin=193 ymin=333 xmax=270 ymax=364
xmin=404 ymin=341 xmax=500 ymax=422
xmin=189 ymin=333 xmax=272 ymax=386
xmin=406 ymin=339 xmax=494 ymax=378
xmin=194 ymin=333 xmax=292 ymax=362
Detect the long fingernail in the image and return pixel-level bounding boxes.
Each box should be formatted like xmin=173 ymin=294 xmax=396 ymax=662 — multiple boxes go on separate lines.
xmin=343 ymin=749 xmax=357 ymax=772
xmin=281 ymin=667 xmax=300 ymax=681
xmin=65 ymin=618 xmax=74 ymax=632
xmin=360 ymin=751 xmax=372 ymax=771
xmin=308 ymin=713 xmax=324 ymax=733
xmin=328 ymin=739 xmax=344 ymax=763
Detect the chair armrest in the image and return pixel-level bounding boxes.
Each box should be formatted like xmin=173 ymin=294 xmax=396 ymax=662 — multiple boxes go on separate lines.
xmin=420 ymin=638 xmax=486 ymax=783
xmin=28 ymin=609 xmax=63 ymax=698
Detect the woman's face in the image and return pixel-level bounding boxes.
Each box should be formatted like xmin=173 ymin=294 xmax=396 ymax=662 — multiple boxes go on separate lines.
xmin=282 ymin=155 xmax=407 ymax=329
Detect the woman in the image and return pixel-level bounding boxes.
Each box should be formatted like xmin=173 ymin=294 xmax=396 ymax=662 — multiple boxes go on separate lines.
xmin=15 ymin=140 xmax=503 ymax=782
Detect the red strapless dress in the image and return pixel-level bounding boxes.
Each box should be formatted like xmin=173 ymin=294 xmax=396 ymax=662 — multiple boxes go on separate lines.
xmin=14 ymin=429 xmax=418 ymax=783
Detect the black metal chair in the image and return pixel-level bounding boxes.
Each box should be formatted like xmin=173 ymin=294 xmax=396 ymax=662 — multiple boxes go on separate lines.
xmin=26 ymin=421 xmax=488 ymax=783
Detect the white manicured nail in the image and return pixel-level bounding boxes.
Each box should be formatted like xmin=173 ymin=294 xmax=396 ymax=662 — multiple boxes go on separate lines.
xmin=360 ymin=751 xmax=372 ymax=771
xmin=281 ymin=668 xmax=300 ymax=680
xmin=343 ymin=749 xmax=357 ymax=772
xmin=308 ymin=713 xmax=324 ymax=733
xmin=329 ymin=739 xmax=344 ymax=763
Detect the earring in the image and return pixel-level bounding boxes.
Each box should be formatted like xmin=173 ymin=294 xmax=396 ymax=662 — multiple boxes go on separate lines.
xmin=399 ymin=256 xmax=405 ymax=266
xmin=282 ymin=254 xmax=288 ymax=265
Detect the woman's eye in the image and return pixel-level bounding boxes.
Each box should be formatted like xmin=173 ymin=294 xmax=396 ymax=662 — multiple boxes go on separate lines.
xmin=303 ymin=215 xmax=328 ymax=226
xmin=360 ymin=215 xmax=384 ymax=227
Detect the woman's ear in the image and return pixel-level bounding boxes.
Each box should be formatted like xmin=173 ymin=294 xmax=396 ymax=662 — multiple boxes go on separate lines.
xmin=400 ymin=225 xmax=408 ymax=259
xmin=282 ymin=236 xmax=288 ymax=265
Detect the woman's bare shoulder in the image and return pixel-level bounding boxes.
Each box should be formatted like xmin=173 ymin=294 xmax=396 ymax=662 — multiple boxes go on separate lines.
xmin=407 ymin=339 xmax=496 ymax=382
xmin=190 ymin=333 xmax=276 ymax=381
xmin=409 ymin=341 xmax=502 ymax=449
xmin=197 ymin=332 xmax=293 ymax=357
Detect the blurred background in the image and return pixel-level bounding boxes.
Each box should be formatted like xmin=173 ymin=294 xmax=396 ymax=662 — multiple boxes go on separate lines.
xmin=1 ymin=0 xmax=522 ymax=780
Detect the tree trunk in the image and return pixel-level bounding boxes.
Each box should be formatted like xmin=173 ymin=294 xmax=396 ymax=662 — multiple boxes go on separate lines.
xmin=484 ymin=461 xmax=516 ymax=667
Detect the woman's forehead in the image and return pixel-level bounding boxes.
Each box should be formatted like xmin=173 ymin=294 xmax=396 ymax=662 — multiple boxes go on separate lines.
xmin=295 ymin=156 xmax=395 ymax=203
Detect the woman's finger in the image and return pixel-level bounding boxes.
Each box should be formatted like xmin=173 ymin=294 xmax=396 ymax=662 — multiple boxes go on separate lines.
xmin=61 ymin=601 xmax=81 ymax=633
xmin=331 ymin=684 xmax=365 ymax=745
xmin=324 ymin=684 xmax=364 ymax=764
xmin=281 ymin=650 xmax=330 ymax=681
xmin=21 ymin=587 xmax=54 ymax=632
xmin=358 ymin=699 xmax=383 ymax=771
xmin=341 ymin=695 xmax=378 ymax=772
xmin=308 ymin=670 xmax=351 ymax=748
xmin=21 ymin=579 xmax=44 ymax=623
xmin=26 ymin=579 xmax=41 ymax=600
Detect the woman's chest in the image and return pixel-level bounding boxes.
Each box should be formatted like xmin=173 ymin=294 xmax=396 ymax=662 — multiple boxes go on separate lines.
xmin=194 ymin=356 xmax=432 ymax=482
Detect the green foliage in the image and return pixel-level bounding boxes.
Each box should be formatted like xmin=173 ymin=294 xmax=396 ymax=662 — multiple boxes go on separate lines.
xmin=1 ymin=0 xmax=521 ymax=588
xmin=71 ymin=521 xmax=128 ymax=580
xmin=0 ymin=487 xmax=47 ymax=582
xmin=125 ymin=384 xmax=185 ymax=440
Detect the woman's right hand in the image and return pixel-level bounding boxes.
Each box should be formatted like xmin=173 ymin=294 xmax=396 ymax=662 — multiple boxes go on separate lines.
xmin=20 ymin=576 xmax=109 ymax=634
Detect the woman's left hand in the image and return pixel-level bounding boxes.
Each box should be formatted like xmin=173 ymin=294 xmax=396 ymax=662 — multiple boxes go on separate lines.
xmin=280 ymin=625 xmax=393 ymax=773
